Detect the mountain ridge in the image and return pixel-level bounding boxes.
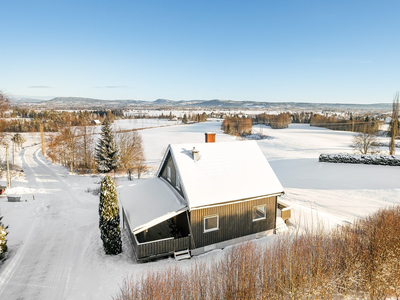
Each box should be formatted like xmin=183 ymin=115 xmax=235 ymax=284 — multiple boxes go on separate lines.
xmin=12 ymin=97 xmax=393 ymax=111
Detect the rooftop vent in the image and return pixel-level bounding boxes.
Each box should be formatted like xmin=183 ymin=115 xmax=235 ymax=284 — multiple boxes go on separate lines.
xmin=192 ymin=147 xmax=200 ymax=161
xmin=205 ymin=132 xmax=216 ymax=143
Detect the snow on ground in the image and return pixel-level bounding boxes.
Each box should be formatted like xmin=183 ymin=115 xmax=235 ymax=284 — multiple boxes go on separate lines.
xmin=0 ymin=121 xmax=398 ymax=299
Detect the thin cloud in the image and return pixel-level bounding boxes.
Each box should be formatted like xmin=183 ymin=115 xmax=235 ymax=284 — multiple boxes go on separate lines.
xmin=95 ymin=86 xmax=129 ymax=89
xmin=29 ymin=85 xmax=51 ymax=89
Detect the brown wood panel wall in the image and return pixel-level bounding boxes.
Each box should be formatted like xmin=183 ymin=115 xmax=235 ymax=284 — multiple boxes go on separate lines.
xmin=190 ymin=196 xmax=276 ymax=248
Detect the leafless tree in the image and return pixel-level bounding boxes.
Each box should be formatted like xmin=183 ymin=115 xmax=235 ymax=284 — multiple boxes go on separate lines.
xmin=390 ymin=92 xmax=399 ymax=155
xmin=0 ymin=91 xmax=10 ymax=117
xmin=115 ymin=130 xmax=146 ymax=178
xmin=351 ymin=128 xmax=378 ymax=154
xmin=0 ymin=91 xmax=10 ymax=146
xmin=78 ymin=126 xmax=95 ymax=170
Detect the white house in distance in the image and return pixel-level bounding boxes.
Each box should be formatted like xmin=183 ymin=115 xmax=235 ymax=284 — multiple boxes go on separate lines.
xmin=119 ymin=133 xmax=287 ymax=262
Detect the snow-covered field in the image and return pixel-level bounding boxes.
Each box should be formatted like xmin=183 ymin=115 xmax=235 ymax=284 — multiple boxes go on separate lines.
xmin=0 ymin=122 xmax=399 ymax=299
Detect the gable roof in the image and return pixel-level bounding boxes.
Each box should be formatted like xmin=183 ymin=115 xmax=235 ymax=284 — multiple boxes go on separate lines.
xmin=118 ymin=177 xmax=187 ymax=234
xmin=157 ymin=141 xmax=284 ymax=210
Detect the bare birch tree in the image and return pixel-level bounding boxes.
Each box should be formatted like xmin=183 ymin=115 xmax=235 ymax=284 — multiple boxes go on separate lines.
xmin=352 ymin=129 xmax=377 ymax=154
xmin=389 ymin=92 xmax=399 ymax=155
xmin=115 ymin=130 xmax=146 ymax=178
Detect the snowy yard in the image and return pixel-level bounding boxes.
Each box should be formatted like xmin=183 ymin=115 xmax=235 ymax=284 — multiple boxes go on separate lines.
xmin=0 ymin=121 xmax=399 ymax=299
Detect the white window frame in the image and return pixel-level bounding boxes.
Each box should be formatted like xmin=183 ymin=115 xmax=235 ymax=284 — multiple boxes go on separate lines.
xmin=253 ymin=205 xmax=266 ymax=222
xmin=204 ymin=214 xmax=219 ymax=233
xmin=175 ymin=172 xmax=181 ymax=190
xmin=167 ymin=166 xmax=171 ymax=181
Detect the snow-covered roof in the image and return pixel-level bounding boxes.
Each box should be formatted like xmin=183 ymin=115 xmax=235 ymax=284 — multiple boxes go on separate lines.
xmin=160 ymin=140 xmax=284 ymax=210
xmin=118 ymin=177 xmax=187 ymax=234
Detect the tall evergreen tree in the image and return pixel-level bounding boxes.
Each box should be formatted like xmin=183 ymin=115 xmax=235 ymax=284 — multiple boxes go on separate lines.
xmin=99 ymin=176 xmax=122 ymax=255
xmin=0 ymin=209 xmax=8 ymax=260
xmin=95 ymin=120 xmax=119 ymax=173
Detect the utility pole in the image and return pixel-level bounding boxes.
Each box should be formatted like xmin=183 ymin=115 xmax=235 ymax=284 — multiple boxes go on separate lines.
xmin=6 ymin=145 xmax=10 ymax=188
xmin=12 ymin=141 xmax=15 ymax=165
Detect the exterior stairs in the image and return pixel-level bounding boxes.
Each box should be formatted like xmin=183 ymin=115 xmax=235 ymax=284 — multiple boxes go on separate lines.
xmin=174 ymin=249 xmax=191 ymax=261
xmin=276 ymin=217 xmax=288 ymax=233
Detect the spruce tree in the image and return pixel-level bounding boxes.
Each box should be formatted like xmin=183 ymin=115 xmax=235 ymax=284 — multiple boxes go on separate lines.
xmin=0 ymin=210 xmax=8 ymax=260
xmin=95 ymin=120 xmax=119 ymax=173
xmin=99 ymin=175 xmax=122 ymax=255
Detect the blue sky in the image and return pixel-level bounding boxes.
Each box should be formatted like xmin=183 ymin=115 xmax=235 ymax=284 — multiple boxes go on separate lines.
xmin=1 ymin=1 xmax=399 ymax=103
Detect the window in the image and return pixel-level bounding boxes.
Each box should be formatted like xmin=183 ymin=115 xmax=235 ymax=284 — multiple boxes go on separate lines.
xmin=167 ymin=166 xmax=171 ymax=181
xmin=253 ymin=205 xmax=266 ymax=221
xmin=204 ymin=215 xmax=219 ymax=232
xmin=176 ymin=172 xmax=181 ymax=190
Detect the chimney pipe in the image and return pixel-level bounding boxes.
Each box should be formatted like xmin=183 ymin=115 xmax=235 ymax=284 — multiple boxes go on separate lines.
xmin=192 ymin=147 xmax=200 ymax=161
xmin=205 ymin=132 xmax=216 ymax=143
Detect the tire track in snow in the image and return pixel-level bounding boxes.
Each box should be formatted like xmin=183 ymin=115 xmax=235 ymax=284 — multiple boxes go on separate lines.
xmin=0 ymin=146 xmax=85 ymax=300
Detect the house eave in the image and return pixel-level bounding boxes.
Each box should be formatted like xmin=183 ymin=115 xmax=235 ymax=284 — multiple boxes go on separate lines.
xmin=132 ymin=206 xmax=188 ymax=235
xmin=189 ymin=192 xmax=283 ymax=211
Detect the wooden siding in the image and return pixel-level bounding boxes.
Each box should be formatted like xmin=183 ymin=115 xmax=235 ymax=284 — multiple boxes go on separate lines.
xmin=136 ymin=236 xmax=191 ymax=260
xmin=159 ymin=153 xmax=184 ymax=198
xmin=190 ymin=196 xmax=277 ymax=248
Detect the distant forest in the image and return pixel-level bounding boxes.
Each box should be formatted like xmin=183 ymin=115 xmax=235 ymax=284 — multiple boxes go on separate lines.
xmin=222 ymin=112 xmax=385 ymax=136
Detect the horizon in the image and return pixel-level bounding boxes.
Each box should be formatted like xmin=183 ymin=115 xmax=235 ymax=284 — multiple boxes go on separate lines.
xmin=2 ymin=1 xmax=400 ymax=103
xmin=11 ymin=95 xmax=393 ymax=106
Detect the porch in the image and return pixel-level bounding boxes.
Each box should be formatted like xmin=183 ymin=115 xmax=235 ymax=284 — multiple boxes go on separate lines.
xmin=134 ymin=235 xmax=191 ymax=261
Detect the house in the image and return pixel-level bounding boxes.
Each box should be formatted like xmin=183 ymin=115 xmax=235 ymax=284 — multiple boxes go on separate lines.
xmin=119 ymin=133 xmax=285 ymax=262
xmin=91 ymin=119 xmax=101 ymax=125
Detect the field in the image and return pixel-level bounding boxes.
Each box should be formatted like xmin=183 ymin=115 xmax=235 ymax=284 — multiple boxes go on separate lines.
xmin=0 ymin=121 xmax=399 ymax=299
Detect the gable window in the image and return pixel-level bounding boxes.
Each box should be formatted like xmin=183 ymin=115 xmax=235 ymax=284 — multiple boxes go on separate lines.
xmin=253 ymin=205 xmax=266 ymax=221
xmin=167 ymin=166 xmax=171 ymax=181
xmin=204 ymin=215 xmax=219 ymax=232
xmin=175 ymin=172 xmax=181 ymax=190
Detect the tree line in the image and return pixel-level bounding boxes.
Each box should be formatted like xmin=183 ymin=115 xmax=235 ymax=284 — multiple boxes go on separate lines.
xmin=222 ymin=116 xmax=252 ymax=136
xmin=46 ymin=120 xmax=145 ymax=176
xmin=310 ymin=113 xmax=381 ymax=133
xmin=0 ymin=109 xmax=123 ymax=132
xmin=254 ymin=113 xmax=291 ymax=129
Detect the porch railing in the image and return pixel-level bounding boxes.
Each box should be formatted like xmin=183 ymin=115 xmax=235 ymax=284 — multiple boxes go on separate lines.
xmin=136 ymin=235 xmax=191 ymax=260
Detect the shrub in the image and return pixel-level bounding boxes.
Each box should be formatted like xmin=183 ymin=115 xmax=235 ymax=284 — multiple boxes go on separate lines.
xmin=114 ymin=206 xmax=400 ymax=299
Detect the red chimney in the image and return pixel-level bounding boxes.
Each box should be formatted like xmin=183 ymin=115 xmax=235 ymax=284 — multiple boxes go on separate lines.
xmin=205 ymin=132 xmax=216 ymax=143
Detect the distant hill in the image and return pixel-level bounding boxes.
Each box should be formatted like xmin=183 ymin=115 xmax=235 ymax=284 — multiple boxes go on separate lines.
xmin=12 ymin=97 xmax=393 ymax=111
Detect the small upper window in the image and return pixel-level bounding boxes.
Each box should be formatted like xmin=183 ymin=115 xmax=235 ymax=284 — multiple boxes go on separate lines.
xmin=253 ymin=205 xmax=266 ymax=221
xmin=204 ymin=215 xmax=219 ymax=232
xmin=167 ymin=166 xmax=171 ymax=181
xmin=176 ymin=172 xmax=181 ymax=190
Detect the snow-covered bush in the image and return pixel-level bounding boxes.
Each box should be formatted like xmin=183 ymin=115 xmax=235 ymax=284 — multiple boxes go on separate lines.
xmin=319 ymin=153 xmax=400 ymax=166
xmin=86 ymin=187 xmax=101 ymax=196
xmin=243 ymin=133 xmax=269 ymax=140
xmin=99 ymin=176 xmax=122 ymax=255
xmin=0 ymin=210 xmax=8 ymax=260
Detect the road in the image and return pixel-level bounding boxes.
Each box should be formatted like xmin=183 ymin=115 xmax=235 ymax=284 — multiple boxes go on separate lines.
xmin=0 ymin=146 xmax=93 ymax=300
